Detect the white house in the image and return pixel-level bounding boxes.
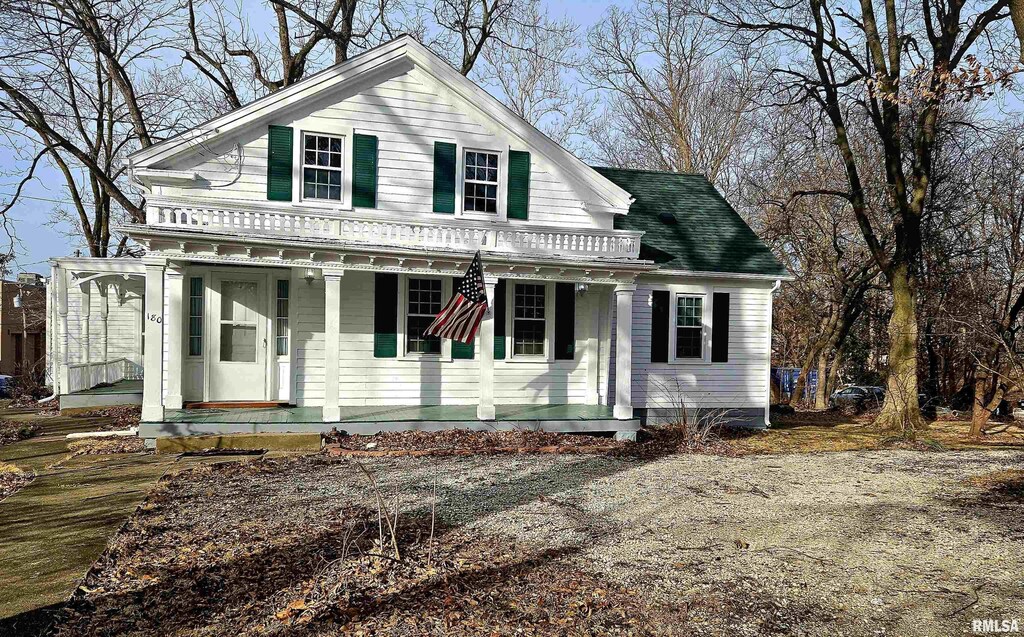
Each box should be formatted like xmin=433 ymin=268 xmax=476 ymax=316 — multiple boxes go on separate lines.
xmin=45 ymin=36 xmax=788 ymax=443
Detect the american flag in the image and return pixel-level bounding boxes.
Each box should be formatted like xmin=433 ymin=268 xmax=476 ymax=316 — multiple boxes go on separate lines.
xmin=424 ymin=251 xmax=488 ymax=344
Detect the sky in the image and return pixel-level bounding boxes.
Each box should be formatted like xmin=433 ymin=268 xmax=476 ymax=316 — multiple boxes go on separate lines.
xmin=0 ymin=0 xmax=620 ymax=277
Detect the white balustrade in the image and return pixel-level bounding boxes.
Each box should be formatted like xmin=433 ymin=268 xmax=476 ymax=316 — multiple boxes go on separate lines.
xmin=146 ymin=199 xmax=643 ymax=259
xmin=66 ymin=358 xmax=142 ymax=394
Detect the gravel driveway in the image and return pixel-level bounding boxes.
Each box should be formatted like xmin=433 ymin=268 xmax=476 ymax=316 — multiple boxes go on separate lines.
xmin=65 ymin=448 xmax=1024 ymax=636
xmin=313 ymin=450 xmax=1023 ymax=636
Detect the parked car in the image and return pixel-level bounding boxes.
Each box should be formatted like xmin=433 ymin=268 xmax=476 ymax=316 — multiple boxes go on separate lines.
xmin=829 ymin=385 xmax=885 ymax=410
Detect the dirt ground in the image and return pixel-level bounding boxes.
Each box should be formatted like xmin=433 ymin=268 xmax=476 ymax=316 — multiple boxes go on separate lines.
xmin=46 ymin=446 xmax=1024 ymax=637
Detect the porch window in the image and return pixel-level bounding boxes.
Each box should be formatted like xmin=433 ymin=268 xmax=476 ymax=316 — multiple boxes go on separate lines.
xmin=406 ymin=278 xmax=442 ymax=355
xmin=188 ymin=277 xmax=203 ymax=356
xmin=512 ymin=283 xmax=545 ymax=356
xmin=675 ymin=295 xmax=704 ymax=359
xmin=302 ymin=133 xmax=343 ymax=201
xmin=463 ymin=150 xmax=498 ymax=213
xmin=275 ymin=280 xmax=289 ymax=357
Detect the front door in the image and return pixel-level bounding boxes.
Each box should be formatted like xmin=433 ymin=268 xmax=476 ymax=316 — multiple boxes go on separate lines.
xmin=209 ymin=273 xmax=268 ymax=401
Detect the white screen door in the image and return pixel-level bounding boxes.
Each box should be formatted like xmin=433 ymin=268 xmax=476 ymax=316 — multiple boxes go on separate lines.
xmin=209 ymin=273 xmax=268 ymax=401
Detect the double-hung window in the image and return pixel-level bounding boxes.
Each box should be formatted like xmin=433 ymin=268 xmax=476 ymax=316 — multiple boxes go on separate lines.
xmin=675 ymin=296 xmax=704 ymax=359
xmin=512 ymin=283 xmax=546 ymax=356
xmin=302 ymin=133 xmax=343 ymax=201
xmin=463 ymin=150 xmax=498 ymax=213
xmin=406 ymin=278 xmax=442 ymax=355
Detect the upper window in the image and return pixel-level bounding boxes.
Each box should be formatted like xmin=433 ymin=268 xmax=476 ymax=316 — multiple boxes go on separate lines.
xmin=513 ymin=283 xmax=546 ymax=356
xmin=675 ymin=296 xmax=704 ymax=359
xmin=303 ymin=133 xmax=343 ymax=201
xmin=464 ymin=150 xmax=498 ymax=213
xmin=406 ymin=278 xmax=442 ymax=355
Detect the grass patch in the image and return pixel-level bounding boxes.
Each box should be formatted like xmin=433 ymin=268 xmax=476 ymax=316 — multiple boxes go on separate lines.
xmin=966 ymin=469 xmax=1024 ymax=502
xmin=724 ymin=410 xmax=1024 ymax=455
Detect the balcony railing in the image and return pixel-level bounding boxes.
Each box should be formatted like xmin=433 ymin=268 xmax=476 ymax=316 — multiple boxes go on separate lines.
xmin=146 ymin=198 xmax=643 ymax=260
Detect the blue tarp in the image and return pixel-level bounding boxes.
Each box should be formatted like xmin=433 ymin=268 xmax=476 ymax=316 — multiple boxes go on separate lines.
xmin=772 ymin=367 xmax=817 ymax=402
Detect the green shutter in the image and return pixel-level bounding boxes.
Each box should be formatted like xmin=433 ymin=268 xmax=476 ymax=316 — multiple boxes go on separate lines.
xmin=432 ymin=141 xmax=457 ymax=213
xmin=554 ymin=282 xmax=575 ymax=360
xmin=451 ymin=277 xmax=475 ymax=359
xmin=507 ymin=150 xmax=530 ymax=220
xmin=651 ymin=290 xmax=669 ymax=363
xmin=373 ymin=273 xmax=398 ymax=358
xmin=711 ymin=292 xmax=730 ymax=363
xmin=353 ymin=133 xmax=378 ymax=208
xmin=493 ymin=279 xmax=506 ymax=360
xmin=267 ymin=125 xmax=293 ymax=201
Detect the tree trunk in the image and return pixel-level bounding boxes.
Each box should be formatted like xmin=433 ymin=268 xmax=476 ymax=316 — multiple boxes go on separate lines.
xmin=970 ymin=370 xmax=1003 ymax=439
xmin=814 ymin=349 xmax=829 ymax=409
xmin=826 ymin=346 xmax=844 ymax=402
xmin=790 ymin=344 xmax=820 ymax=406
xmin=875 ymin=264 xmax=926 ymax=436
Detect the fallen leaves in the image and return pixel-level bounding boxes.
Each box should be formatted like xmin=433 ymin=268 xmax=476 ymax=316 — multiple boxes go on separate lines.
xmin=0 ymin=420 xmax=40 ymax=446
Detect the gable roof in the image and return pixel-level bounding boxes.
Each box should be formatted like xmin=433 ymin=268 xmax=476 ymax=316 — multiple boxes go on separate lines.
xmin=595 ymin=167 xmax=788 ymax=278
xmin=129 ymin=35 xmax=633 ymax=212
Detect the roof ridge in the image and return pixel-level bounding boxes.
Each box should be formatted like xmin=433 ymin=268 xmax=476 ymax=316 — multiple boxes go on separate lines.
xmin=590 ymin=166 xmax=709 ymax=178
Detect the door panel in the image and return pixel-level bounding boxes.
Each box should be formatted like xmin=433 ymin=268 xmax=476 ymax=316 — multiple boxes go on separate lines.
xmin=209 ymin=274 xmax=268 ymax=401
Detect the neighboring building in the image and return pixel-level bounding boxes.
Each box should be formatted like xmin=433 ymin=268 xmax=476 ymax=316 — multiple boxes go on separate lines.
xmin=46 ymin=36 xmax=788 ymax=442
xmin=0 ymin=274 xmax=46 ymax=378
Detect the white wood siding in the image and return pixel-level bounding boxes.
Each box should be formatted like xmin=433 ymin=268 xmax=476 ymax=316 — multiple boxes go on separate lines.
xmin=158 ymin=68 xmax=610 ymax=229
xmin=609 ymin=277 xmax=772 ymax=410
xmin=63 ymin=280 xmax=143 ymax=367
xmin=293 ymin=270 xmax=591 ymax=406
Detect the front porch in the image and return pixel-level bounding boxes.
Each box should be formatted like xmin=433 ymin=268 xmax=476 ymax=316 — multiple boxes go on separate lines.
xmin=138 ymin=404 xmax=638 ymax=438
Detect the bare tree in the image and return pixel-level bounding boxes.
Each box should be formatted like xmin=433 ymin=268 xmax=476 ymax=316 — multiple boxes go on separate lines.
xmin=720 ymin=0 xmax=1019 ymax=436
xmin=476 ymin=0 xmax=591 ymax=148
xmin=585 ymin=0 xmax=765 ymax=191
xmin=0 ymin=0 xmax=188 ymax=257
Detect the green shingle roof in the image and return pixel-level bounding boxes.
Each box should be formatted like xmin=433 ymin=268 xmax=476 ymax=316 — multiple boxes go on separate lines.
xmin=594 ymin=167 xmax=787 ymax=277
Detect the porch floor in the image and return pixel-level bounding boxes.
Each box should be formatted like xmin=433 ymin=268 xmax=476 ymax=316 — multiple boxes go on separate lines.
xmin=70 ymin=379 xmax=144 ymax=395
xmin=61 ymin=379 xmax=144 ymax=412
xmin=143 ymin=404 xmax=636 ymax=438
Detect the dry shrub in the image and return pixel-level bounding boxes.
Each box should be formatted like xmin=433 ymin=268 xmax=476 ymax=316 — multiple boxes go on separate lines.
xmin=68 ymin=436 xmax=146 ymax=455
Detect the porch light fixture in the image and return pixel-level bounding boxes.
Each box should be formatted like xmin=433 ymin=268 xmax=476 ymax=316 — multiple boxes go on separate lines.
xmin=575 ymin=283 xmax=589 ymax=296
xmin=303 ymin=268 xmax=319 ymax=283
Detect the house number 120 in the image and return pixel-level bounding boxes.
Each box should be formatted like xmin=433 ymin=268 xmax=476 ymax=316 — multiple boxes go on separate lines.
xmin=147 ymin=313 xmax=162 ymax=324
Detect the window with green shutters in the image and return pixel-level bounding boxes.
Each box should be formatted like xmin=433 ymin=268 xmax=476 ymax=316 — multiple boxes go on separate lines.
xmin=432 ymin=141 xmax=457 ymax=213
xmin=352 ymin=133 xmax=378 ymax=208
xmin=267 ymin=125 xmax=293 ymax=201
xmin=507 ymin=150 xmax=530 ymax=220
xmin=188 ymin=277 xmax=203 ymax=357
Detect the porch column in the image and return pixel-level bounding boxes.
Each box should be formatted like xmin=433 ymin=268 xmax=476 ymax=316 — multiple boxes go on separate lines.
xmin=56 ymin=268 xmax=69 ymax=394
xmin=165 ymin=267 xmax=185 ymax=410
xmin=142 ymin=261 xmax=166 ymax=422
xmin=585 ymin=288 xmax=601 ymax=405
xmin=97 ymin=281 xmax=109 ymax=380
xmin=79 ymin=281 xmax=91 ymax=367
xmin=613 ymin=283 xmax=636 ymax=420
xmin=322 ymin=270 xmax=343 ymax=422
xmin=477 ymin=276 xmax=498 ymax=421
